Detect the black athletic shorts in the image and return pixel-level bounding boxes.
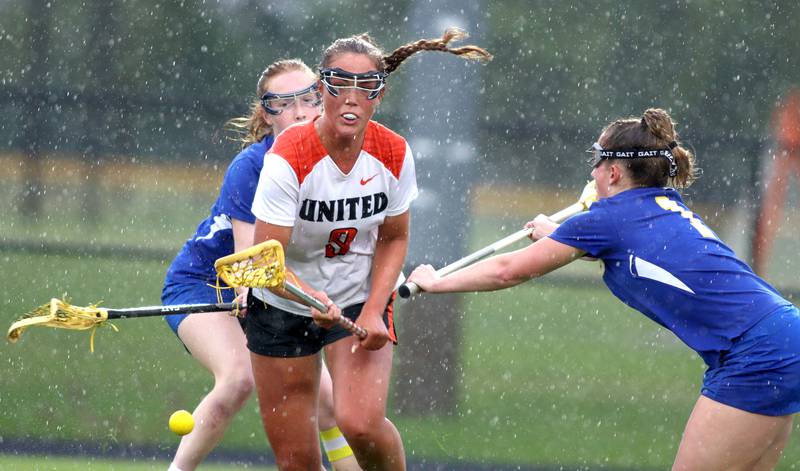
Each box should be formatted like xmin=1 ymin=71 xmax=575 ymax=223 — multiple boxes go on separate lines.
xmin=245 ymin=292 xmax=397 ymax=357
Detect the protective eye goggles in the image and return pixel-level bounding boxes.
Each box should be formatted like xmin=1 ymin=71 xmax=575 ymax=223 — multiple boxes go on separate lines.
xmin=586 ymin=142 xmax=678 ymax=177
xmin=319 ymin=67 xmax=387 ymax=100
xmin=260 ymin=83 xmax=322 ymax=116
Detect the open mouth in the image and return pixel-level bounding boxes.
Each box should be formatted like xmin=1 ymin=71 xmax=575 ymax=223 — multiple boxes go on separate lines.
xmin=342 ymin=113 xmax=358 ymax=122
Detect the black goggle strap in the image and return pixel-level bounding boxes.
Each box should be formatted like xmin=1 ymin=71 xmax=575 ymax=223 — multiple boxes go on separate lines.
xmin=260 ymin=82 xmax=322 ymax=115
xmin=587 ymin=142 xmax=678 ymax=177
xmin=319 ymin=67 xmax=387 ymax=100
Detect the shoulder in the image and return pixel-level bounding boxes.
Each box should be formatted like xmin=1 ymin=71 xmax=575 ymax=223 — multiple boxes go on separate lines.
xmin=269 ymin=121 xmax=328 ymax=184
xmin=554 ymin=200 xmax=614 ymax=238
xmin=363 ymin=120 xmax=409 ymax=179
xmin=225 ymin=138 xmax=271 ymax=178
xmin=562 ymin=206 xmax=608 ymax=229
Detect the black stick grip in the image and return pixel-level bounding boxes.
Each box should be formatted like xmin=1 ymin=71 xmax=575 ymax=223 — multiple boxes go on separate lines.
xmin=106 ymin=302 xmax=236 ymax=319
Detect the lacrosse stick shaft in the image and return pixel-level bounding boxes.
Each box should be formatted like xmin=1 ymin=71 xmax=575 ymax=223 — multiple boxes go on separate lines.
xmin=398 ymin=200 xmax=589 ymax=298
xmin=284 ymin=282 xmax=367 ymax=339
xmin=106 ymin=302 xmax=237 ymax=319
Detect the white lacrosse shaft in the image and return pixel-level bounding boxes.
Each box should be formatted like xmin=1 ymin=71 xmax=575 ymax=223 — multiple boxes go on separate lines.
xmin=398 ymin=191 xmax=593 ymax=299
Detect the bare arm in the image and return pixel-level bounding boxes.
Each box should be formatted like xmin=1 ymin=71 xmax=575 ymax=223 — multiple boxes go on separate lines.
xmin=230 ymin=218 xmax=256 ymax=307
xmin=408 ymin=237 xmax=584 ymax=294
xmin=358 ymin=211 xmax=410 ymax=349
xmin=231 ymin=218 xmax=255 ymax=253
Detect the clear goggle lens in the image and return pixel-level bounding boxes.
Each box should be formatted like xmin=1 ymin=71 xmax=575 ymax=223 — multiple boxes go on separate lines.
xmin=319 ymin=68 xmax=386 ymax=100
xmin=586 ymin=142 xmax=604 ymax=168
xmin=261 ymin=83 xmax=322 ymax=115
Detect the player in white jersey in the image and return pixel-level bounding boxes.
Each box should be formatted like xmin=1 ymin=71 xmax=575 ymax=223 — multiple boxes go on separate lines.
xmin=246 ymin=30 xmax=491 ymax=470
xmin=162 ymin=59 xmax=360 ymax=471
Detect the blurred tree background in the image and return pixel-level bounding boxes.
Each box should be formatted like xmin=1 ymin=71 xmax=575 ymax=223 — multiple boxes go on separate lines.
xmin=3 ymin=0 xmax=797 ymax=272
xmin=2 ymin=0 xmax=797 ymax=182
xmin=2 ymin=0 xmax=800 ymax=469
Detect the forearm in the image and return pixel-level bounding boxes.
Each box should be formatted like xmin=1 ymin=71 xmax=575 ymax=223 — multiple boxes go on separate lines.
xmin=428 ymin=251 xmax=530 ymax=293
xmin=425 ymin=237 xmax=584 ymax=294
xmin=364 ymin=235 xmax=407 ymax=315
xmin=232 ymin=219 xmax=255 ymax=253
xmin=231 ymin=219 xmax=256 ymax=297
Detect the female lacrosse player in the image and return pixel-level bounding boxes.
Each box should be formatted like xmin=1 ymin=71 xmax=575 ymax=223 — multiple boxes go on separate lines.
xmin=247 ymin=30 xmax=491 ymax=470
xmin=162 ymin=59 xmax=360 ymax=471
xmin=407 ymin=108 xmax=800 ymax=470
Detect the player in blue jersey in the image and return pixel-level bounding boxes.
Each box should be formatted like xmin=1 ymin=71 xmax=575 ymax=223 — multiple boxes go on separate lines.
xmin=407 ymin=108 xmax=800 ymax=470
xmin=162 ymin=59 xmax=360 ymax=471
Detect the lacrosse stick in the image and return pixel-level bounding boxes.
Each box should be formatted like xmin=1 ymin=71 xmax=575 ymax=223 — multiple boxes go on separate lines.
xmin=214 ymin=240 xmax=367 ymax=339
xmin=7 ymin=298 xmax=236 ymax=351
xmin=399 ymin=180 xmax=598 ymax=298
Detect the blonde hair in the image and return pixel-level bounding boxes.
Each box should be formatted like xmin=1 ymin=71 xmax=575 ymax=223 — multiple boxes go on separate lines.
xmin=225 ymin=59 xmax=315 ymax=145
xmin=319 ymin=27 xmax=492 ymax=75
xmin=600 ymin=108 xmax=698 ymax=189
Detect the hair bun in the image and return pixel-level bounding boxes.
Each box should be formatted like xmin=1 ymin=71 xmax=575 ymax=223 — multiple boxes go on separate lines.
xmin=642 ymin=108 xmax=674 ymax=141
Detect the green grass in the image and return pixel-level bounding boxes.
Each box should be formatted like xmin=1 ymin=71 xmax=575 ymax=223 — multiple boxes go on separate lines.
xmin=393 ymin=282 xmax=705 ymax=469
xmin=0 ymin=455 xmax=275 ymax=470
xmin=7 ymin=252 xmax=800 ymax=469
xmin=0 ymin=177 xmax=207 ymax=252
xmin=0 ymin=251 xmax=268 ymax=452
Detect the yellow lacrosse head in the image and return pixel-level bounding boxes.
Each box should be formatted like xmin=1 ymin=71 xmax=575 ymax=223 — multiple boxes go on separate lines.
xmin=7 ymin=298 xmax=114 ymax=351
xmin=214 ymin=240 xmax=287 ymax=289
xmin=578 ymin=180 xmax=598 ymax=209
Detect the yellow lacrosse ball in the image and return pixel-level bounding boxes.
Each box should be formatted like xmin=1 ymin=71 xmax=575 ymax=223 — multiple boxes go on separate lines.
xmin=168 ymin=410 xmax=194 ymax=436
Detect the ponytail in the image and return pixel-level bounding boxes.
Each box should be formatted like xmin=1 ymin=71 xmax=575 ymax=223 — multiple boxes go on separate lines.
xmin=320 ymin=28 xmax=492 ymax=75
xmin=640 ymin=108 xmax=697 ymax=188
xmin=383 ymin=28 xmax=492 ymax=75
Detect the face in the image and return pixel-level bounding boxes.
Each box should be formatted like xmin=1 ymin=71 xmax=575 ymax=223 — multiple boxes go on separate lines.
xmin=319 ymin=52 xmax=384 ymax=138
xmin=263 ymin=69 xmax=321 ymax=135
xmin=590 ymin=161 xmax=613 ymax=199
xmin=590 ymin=131 xmax=613 ymax=198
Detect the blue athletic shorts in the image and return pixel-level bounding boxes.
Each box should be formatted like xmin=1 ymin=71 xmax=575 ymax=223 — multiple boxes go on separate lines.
xmin=701 ymin=305 xmax=800 ymax=416
xmin=161 ymin=279 xmax=236 ymax=334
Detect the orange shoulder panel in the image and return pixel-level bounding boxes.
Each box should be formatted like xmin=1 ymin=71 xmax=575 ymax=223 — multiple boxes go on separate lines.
xmin=362 ymin=121 xmax=408 ymax=179
xmin=269 ymin=121 xmax=329 ymax=184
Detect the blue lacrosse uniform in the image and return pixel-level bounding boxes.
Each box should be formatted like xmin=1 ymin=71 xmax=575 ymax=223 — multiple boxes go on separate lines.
xmin=161 ymin=136 xmax=274 ymax=332
xmin=549 ymin=186 xmax=800 ymax=415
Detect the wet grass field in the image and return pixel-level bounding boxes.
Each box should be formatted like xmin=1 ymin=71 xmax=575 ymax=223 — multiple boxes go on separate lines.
xmin=5 ymin=250 xmax=799 ymax=469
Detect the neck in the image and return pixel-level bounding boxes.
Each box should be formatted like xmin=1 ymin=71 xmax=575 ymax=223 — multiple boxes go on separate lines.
xmin=606 ymin=184 xmax=628 ymax=198
xmin=316 ymin=116 xmax=367 ymax=164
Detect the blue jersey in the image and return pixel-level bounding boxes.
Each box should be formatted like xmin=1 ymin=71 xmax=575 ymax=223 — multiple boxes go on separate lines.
xmin=549 ymin=187 xmax=792 ymax=364
xmin=165 ymin=137 xmax=274 ymax=284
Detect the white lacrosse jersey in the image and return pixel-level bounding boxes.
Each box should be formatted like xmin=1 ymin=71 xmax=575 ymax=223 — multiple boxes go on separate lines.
xmin=251 ymin=118 xmax=418 ymax=314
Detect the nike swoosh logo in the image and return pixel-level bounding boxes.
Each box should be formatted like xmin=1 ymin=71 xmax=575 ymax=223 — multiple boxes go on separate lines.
xmin=360 ymin=174 xmax=378 ymax=185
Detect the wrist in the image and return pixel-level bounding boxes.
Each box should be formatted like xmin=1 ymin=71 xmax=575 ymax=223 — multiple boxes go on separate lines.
xmin=424 ymin=277 xmax=442 ymax=293
xmin=360 ymin=301 xmax=385 ymax=318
